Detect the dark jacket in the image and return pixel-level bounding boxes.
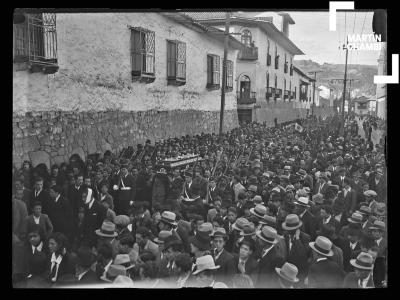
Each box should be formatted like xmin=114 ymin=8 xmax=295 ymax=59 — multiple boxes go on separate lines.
xmin=67 ymin=184 xmax=85 ymax=218
xmin=46 ymin=196 xmax=74 ymax=241
xmin=83 ymin=200 xmax=108 ymax=247
xmin=343 ymin=272 xmax=374 ymax=288
xmin=307 ymin=258 xmax=345 ymax=288
xmin=214 ymin=249 xmax=236 ymax=286
xmin=232 ymin=254 xmax=259 ymax=285
xmin=25 ymin=214 xmax=54 ymax=239
xmin=30 ymin=189 xmax=51 ymax=214
xmin=300 ymin=210 xmax=317 ymax=240
xmin=255 ymin=245 xmax=284 ymax=288
xmin=338 ymin=189 xmax=357 ymax=214
xmin=284 ymin=231 xmax=311 ymax=281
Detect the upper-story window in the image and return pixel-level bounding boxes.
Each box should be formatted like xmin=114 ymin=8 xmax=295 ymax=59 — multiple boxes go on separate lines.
xmin=207 ymin=54 xmax=220 ymax=89
xmin=226 ymin=60 xmax=233 ymax=91
xmin=241 ymin=29 xmax=252 ymax=46
xmin=167 ymin=40 xmax=186 ymax=86
xmin=13 ymin=13 xmax=58 ymax=74
xmin=131 ymin=27 xmax=155 ymax=83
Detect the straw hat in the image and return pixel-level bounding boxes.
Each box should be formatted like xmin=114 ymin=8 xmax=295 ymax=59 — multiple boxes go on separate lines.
xmin=153 ymin=230 xmax=173 ymax=244
xmin=192 ymin=255 xmax=220 ymax=275
xmin=350 ymin=252 xmax=374 ymax=270
xmin=281 ymin=214 xmax=303 ymax=231
xmin=275 ymin=262 xmax=300 ymax=283
xmin=232 ymin=218 xmax=250 ymax=232
xmin=95 ymin=221 xmax=118 ymax=238
xmin=369 ymin=220 xmax=386 ymax=231
xmin=249 ymin=204 xmax=267 ymax=219
xmin=114 ymin=215 xmax=130 ymax=227
xmin=309 ymin=236 xmax=334 ymax=257
xmin=347 ymin=212 xmax=363 ymax=224
xmin=256 ymin=226 xmax=278 ymax=244
xmin=294 ymin=197 xmax=310 ymax=208
xmin=160 ymin=211 xmax=178 ymax=226
xmin=239 ymin=223 xmax=256 ymax=236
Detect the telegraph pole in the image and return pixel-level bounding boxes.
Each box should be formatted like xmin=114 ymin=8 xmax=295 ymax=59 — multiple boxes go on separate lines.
xmin=219 ymin=12 xmax=231 ymax=136
xmin=341 ymin=38 xmax=349 ymax=135
xmin=308 ymin=71 xmax=321 ymax=118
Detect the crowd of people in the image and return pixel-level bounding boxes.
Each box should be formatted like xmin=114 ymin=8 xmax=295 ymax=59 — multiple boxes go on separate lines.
xmin=12 ymin=114 xmax=387 ymax=288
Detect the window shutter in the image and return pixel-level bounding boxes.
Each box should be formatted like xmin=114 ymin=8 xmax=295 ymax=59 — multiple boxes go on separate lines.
xmin=176 ymin=42 xmax=186 ymax=79
xmin=167 ymin=41 xmax=176 ymax=77
xmin=144 ymin=31 xmax=155 ymax=74
xmin=131 ymin=29 xmax=142 ymax=74
xmin=226 ymin=60 xmax=233 ymax=88
xmin=212 ymin=55 xmax=220 ymax=85
xmin=207 ymin=55 xmax=213 ymax=84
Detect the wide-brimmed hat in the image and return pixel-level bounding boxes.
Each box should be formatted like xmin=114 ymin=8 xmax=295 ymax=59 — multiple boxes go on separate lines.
xmin=350 ymin=252 xmax=374 ymax=270
xmin=95 ymin=221 xmax=118 ymax=238
xmin=359 ymin=206 xmax=372 ymax=216
xmin=282 ymin=214 xmax=303 ymax=231
xmin=259 ymin=215 xmax=277 ymax=226
xmin=309 ymin=236 xmax=334 ymax=257
xmin=275 ymin=262 xmax=300 ymax=283
xmin=256 ymin=226 xmax=278 ymax=244
xmin=153 ymin=230 xmax=173 ymax=244
xmin=284 ymin=165 xmax=292 ymax=171
xmin=347 ymin=212 xmax=363 ymax=224
xmin=312 ymin=193 xmax=324 ymax=205
xmin=240 ymin=223 xmax=256 ymax=236
xmin=253 ymin=195 xmax=263 ymax=204
xmin=285 ymin=185 xmax=295 ymax=192
xmin=113 ymin=254 xmax=134 ymax=270
xmin=210 ymin=227 xmax=227 ymax=239
xmin=192 ymin=255 xmax=220 ymax=275
xmin=296 ymin=169 xmax=307 ymax=176
xmin=369 ymin=220 xmax=386 ymax=231
xmin=114 ymin=215 xmax=130 ymax=227
xmin=102 ymin=264 xmax=127 ymax=282
xmin=198 ymin=222 xmax=214 ymax=239
xmin=247 ymin=185 xmax=258 ymax=193
xmin=363 ymin=190 xmax=377 ymax=197
xmin=160 ymin=211 xmax=178 ymax=226
xmin=250 ymin=204 xmax=267 ymax=219
xmin=294 ymin=197 xmax=310 ymax=208
xmin=232 ymin=218 xmax=250 ymax=232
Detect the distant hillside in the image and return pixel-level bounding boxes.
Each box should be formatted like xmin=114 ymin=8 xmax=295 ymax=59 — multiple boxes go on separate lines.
xmin=294 ymin=59 xmax=378 ymax=98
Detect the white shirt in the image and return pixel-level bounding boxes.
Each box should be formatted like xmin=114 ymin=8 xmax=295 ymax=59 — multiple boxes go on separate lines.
xmin=358 ymin=273 xmax=372 ymax=288
xmin=376 ymin=237 xmax=383 ymax=246
xmin=31 ymin=241 xmax=43 ymax=254
xmin=77 ymin=269 xmax=90 ymax=281
xmin=33 ymin=215 xmax=40 ymax=225
xmin=323 ymin=215 xmax=332 ymax=225
xmin=261 ymin=244 xmax=274 ymax=258
xmin=35 ymin=189 xmax=42 ymax=198
xmin=335 ymin=213 xmax=342 ymax=222
xmin=299 ymin=210 xmax=307 ymax=219
xmin=317 ymin=257 xmax=328 ymax=263
xmin=214 ymin=249 xmax=224 ymax=261
xmin=50 ymin=253 xmax=63 ymax=282
xmin=350 ymin=241 xmax=358 ymax=250
xmin=55 ymin=194 xmax=60 ymax=203
xmin=87 ymin=198 xmax=95 ymax=209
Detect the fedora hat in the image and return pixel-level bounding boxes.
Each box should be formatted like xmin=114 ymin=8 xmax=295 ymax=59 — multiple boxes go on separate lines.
xmin=275 ymin=262 xmax=300 ymax=283
xmin=296 ymin=169 xmax=307 ymax=176
xmin=198 ymin=222 xmax=214 ymax=239
xmin=350 ymin=252 xmax=374 ymax=270
xmin=153 ymin=230 xmax=173 ymax=244
xmin=113 ymin=215 xmax=130 ymax=227
xmin=363 ymin=190 xmax=377 ymax=197
xmin=160 ymin=211 xmax=178 ymax=226
xmin=113 ymin=254 xmax=134 ymax=270
xmin=359 ymin=206 xmax=372 ymax=215
xmin=250 ymin=204 xmax=267 ymax=219
xmin=232 ymin=217 xmax=250 ymax=232
xmin=294 ymin=197 xmax=310 ymax=207
xmin=210 ymin=227 xmax=227 ymax=238
xmin=284 ymin=165 xmax=292 ymax=171
xmin=369 ymin=220 xmax=386 ymax=231
xmin=95 ymin=221 xmax=118 ymax=238
xmin=253 ymin=195 xmax=263 ymax=204
xmin=347 ymin=212 xmax=363 ymax=224
xmin=102 ymin=264 xmax=127 ymax=282
xmin=113 ymin=275 xmax=134 ymax=287
xmin=309 ymin=236 xmax=334 ymax=257
xmin=240 ymin=222 xmax=256 ymax=236
xmin=282 ymin=214 xmax=303 ymax=231
xmin=256 ymin=226 xmax=278 ymax=244
xmin=192 ymin=255 xmax=220 ymax=275
xmin=259 ymin=214 xmax=277 ymax=226
xmin=312 ymin=193 xmax=324 ymax=205
xmin=247 ymin=185 xmax=258 ymax=193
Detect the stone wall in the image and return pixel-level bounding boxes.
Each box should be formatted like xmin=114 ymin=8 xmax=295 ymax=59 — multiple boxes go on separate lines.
xmin=12 ymin=110 xmax=238 ymax=169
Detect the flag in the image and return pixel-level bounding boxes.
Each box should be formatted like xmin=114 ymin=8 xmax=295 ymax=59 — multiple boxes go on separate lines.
xmin=294 ymin=123 xmax=304 ymax=133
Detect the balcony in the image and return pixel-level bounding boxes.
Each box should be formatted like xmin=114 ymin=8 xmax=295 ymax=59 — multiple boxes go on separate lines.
xmin=300 ymin=93 xmax=308 ymax=102
xmin=284 ymin=90 xmax=290 ymax=100
xmin=275 ymin=88 xmax=282 ymax=100
xmin=237 ymin=91 xmax=257 ymax=105
xmin=238 ymin=46 xmax=258 ymax=60
xmin=284 ymin=62 xmax=288 ymax=73
xmin=275 ymin=56 xmax=279 ymax=69
xmin=290 ymin=91 xmax=296 ymax=100
xmin=267 ymin=54 xmax=271 ymax=66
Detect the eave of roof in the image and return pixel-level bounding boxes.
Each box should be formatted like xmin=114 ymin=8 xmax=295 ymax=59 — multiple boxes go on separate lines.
xmin=278 ymin=12 xmax=295 ymax=24
xmin=191 ymin=17 xmax=304 ymax=55
xmin=293 ymin=65 xmax=314 ymax=81
xmin=160 ymin=12 xmax=246 ymax=50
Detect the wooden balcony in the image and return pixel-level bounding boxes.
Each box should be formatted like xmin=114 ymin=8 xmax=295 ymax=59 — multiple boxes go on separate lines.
xmin=237 ymin=91 xmax=257 ymax=104
xmin=284 ymin=90 xmax=290 ymax=100
xmin=275 ymin=88 xmax=282 ymax=99
xmin=238 ymin=46 xmax=258 ymax=60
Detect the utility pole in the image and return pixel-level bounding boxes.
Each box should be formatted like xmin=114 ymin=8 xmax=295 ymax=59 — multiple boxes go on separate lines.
xmin=219 ymin=12 xmax=230 ymax=136
xmin=341 ymin=38 xmax=349 ymax=136
xmin=308 ymin=71 xmax=321 ymax=119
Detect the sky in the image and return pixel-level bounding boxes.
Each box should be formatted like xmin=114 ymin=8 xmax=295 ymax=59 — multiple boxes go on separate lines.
xmin=255 ymin=11 xmax=381 ymax=66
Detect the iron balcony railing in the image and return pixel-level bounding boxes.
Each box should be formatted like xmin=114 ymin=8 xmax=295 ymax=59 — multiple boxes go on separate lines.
xmin=237 ymin=91 xmax=257 ymax=104
xmin=238 ymin=46 xmax=258 ymax=60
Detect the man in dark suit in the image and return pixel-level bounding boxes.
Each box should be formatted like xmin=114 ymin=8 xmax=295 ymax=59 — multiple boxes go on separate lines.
xmin=281 ymin=214 xmax=311 ymax=284
xmin=293 ymin=197 xmax=317 ymax=240
xmin=15 ymin=178 xmax=33 ymax=214
xmin=307 ymin=236 xmax=345 ymax=288
xmin=316 ymin=205 xmax=340 ymax=234
xmin=343 ymin=252 xmax=375 ymax=288
xmin=47 ymin=186 xmax=75 ymax=243
xmin=255 ymin=226 xmax=285 ymax=288
xmin=67 ymin=174 xmax=85 ymax=220
xmin=211 ymin=228 xmax=235 ymax=286
xmin=338 ymin=178 xmax=357 ymax=215
xmin=114 ymin=160 xmax=136 ymax=215
xmin=31 ymin=177 xmax=51 ymax=215
xmin=313 ymin=173 xmax=329 ymax=196
xmin=233 ymin=238 xmax=259 ymax=284
xmin=332 ymin=167 xmax=349 ymax=190
xmin=367 ymin=168 xmax=386 ymax=203
xmin=340 ymin=226 xmax=362 ymax=273
xmin=82 ymin=187 xmax=108 ymax=248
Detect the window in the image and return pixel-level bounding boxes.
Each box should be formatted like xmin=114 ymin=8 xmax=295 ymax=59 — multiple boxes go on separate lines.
xmin=167 ymin=40 xmax=186 ymax=85
xmin=275 ymin=45 xmax=279 ymax=69
xmin=131 ymin=27 xmax=155 ymax=82
xmin=241 ymin=29 xmax=252 ymax=46
xmin=267 ymin=39 xmax=271 ymax=66
xmin=266 ymin=72 xmax=269 ymax=89
xmin=207 ymin=54 xmax=220 ymax=89
xmin=295 ymin=86 xmax=297 ymax=99
xmin=226 ymin=60 xmax=233 ymax=90
xmin=13 ymin=13 xmax=58 ymax=73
